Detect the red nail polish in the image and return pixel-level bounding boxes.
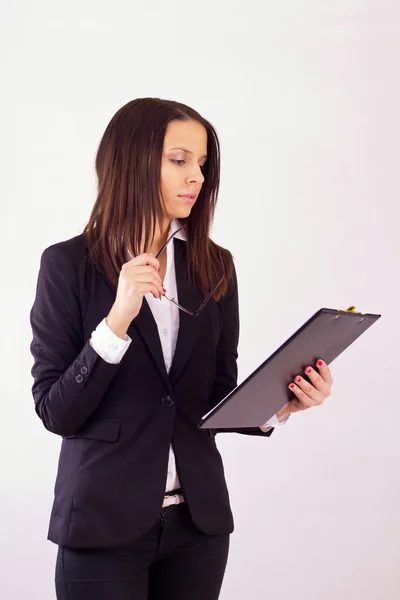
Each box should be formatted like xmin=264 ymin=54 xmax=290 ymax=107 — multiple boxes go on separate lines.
xmin=289 ymin=384 xmax=294 ymax=389
xmin=318 ymin=360 xmax=323 ymax=367
xmin=306 ymin=368 xmax=312 ymax=374
xmin=163 ymin=287 xmax=166 ymax=293
xmin=296 ymin=377 xmax=301 ymax=383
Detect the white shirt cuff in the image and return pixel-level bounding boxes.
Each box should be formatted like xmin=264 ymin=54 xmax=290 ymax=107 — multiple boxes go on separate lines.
xmin=89 ymin=317 xmax=132 ymax=364
xmin=259 ymin=412 xmax=290 ymax=432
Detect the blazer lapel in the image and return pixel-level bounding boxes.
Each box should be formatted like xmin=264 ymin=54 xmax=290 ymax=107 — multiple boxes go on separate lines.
xmin=168 ymin=238 xmax=205 ymax=385
xmin=127 ymin=237 xmax=205 ymax=389
xmin=96 ymin=247 xmax=173 ymax=391
xmin=130 ymin=300 xmax=172 ymax=392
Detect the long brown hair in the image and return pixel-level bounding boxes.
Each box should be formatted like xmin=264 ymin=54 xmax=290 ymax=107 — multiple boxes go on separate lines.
xmin=84 ymin=97 xmax=233 ymax=301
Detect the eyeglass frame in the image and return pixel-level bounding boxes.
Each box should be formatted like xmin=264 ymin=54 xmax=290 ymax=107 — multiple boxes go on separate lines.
xmin=154 ymin=224 xmax=225 ymax=317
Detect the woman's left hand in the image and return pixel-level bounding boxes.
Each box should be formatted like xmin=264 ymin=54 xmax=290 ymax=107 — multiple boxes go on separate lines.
xmin=276 ymin=359 xmax=334 ymax=421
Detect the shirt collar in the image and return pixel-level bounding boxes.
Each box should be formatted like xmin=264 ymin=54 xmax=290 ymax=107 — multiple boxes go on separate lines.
xmin=169 ymin=218 xmax=187 ymax=242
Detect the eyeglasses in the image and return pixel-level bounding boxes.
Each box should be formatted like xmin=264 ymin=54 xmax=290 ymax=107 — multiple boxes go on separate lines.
xmin=155 ymin=224 xmax=225 ymax=317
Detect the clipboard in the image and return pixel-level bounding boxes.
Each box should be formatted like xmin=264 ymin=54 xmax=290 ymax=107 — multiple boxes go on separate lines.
xmin=198 ymin=307 xmax=381 ymax=430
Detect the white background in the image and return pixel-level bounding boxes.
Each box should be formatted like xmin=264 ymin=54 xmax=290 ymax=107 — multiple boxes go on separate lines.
xmin=2 ymin=1 xmax=400 ymax=598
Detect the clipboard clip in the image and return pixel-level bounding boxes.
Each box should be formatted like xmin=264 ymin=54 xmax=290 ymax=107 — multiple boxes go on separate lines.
xmin=342 ymin=306 xmax=361 ymax=314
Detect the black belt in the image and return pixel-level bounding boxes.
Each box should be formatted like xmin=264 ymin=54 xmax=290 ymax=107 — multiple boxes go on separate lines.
xmin=164 ymin=488 xmax=182 ymax=497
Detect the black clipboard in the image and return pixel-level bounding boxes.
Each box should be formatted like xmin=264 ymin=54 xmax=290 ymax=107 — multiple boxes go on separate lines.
xmin=198 ymin=307 xmax=381 ymax=430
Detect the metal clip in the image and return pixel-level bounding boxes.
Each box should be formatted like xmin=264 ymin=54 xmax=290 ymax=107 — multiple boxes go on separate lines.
xmin=343 ymin=306 xmax=361 ymax=314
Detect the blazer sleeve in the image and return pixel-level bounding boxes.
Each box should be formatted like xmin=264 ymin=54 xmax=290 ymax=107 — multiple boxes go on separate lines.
xmin=29 ymin=243 xmax=122 ymax=437
xmin=208 ymin=262 xmax=273 ymax=438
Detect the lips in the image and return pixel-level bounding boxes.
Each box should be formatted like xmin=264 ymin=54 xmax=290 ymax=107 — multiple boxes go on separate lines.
xmin=178 ymin=194 xmax=197 ymax=200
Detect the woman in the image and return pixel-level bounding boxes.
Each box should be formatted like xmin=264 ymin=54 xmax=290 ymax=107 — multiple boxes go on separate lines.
xmin=29 ymin=97 xmax=333 ymax=600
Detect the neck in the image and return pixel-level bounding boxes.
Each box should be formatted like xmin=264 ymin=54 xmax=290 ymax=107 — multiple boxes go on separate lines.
xmin=147 ymin=216 xmax=172 ymax=256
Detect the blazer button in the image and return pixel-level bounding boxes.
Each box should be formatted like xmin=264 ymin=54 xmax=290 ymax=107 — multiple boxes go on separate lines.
xmin=75 ymin=374 xmax=84 ymax=384
xmin=80 ymin=366 xmax=88 ymax=375
xmin=162 ymin=396 xmax=174 ymax=407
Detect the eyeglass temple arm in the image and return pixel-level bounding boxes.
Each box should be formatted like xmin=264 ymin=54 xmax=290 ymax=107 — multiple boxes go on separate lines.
xmin=155 ymin=225 xmax=187 ymax=259
xmin=156 ymin=226 xmax=226 ymax=315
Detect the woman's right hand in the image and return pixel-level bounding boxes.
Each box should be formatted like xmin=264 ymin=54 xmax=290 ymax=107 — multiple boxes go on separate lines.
xmin=106 ymin=253 xmax=165 ymax=338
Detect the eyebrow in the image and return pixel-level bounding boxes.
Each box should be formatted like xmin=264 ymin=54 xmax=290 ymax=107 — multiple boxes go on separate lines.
xmin=168 ymin=147 xmax=208 ymax=159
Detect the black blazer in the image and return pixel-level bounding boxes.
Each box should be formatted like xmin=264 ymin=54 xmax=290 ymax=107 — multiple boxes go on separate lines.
xmin=30 ymin=232 xmax=273 ymax=549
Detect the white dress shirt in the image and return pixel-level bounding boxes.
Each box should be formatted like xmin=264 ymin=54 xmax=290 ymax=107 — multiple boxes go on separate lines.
xmin=89 ymin=219 xmax=289 ymax=493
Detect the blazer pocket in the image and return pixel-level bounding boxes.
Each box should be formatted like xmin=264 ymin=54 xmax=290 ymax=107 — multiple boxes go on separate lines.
xmin=63 ymin=418 xmax=121 ymax=443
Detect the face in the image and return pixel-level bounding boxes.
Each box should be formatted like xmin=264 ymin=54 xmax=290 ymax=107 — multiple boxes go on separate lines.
xmin=160 ymin=119 xmax=207 ymax=223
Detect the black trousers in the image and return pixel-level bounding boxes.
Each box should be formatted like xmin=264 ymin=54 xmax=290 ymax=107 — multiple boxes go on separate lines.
xmin=55 ymin=502 xmax=230 ymax=599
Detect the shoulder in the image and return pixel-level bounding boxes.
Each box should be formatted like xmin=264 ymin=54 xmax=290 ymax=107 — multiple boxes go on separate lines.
xmin=37 ymin=233 xmax=92 ymax=293
xmin=40 ymin=232 xmax=88 ymax=270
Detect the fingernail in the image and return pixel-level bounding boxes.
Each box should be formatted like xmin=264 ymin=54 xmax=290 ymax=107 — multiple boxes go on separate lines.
xmin=163 ymin=287 xmax=166 ymax=293
xmin=306 ymin=368 xmax=312 ymax=374
xmin=296 ymin=377 xmax=302 ymax=383
xmin=317 ymin=360 xmax=323 ymax=367
xmin=289 ymin=384 xmax=295 ymax=389
xmin=158 ymin=267 xmax=160 ymax=272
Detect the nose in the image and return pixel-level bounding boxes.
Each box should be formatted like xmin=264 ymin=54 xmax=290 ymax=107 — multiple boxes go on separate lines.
xmin=186 ymin=165 xmax=205 ymax=186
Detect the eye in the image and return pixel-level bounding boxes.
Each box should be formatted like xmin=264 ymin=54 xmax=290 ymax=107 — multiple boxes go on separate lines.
xmin=171 ymin=159 xmax=185 ymax=166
